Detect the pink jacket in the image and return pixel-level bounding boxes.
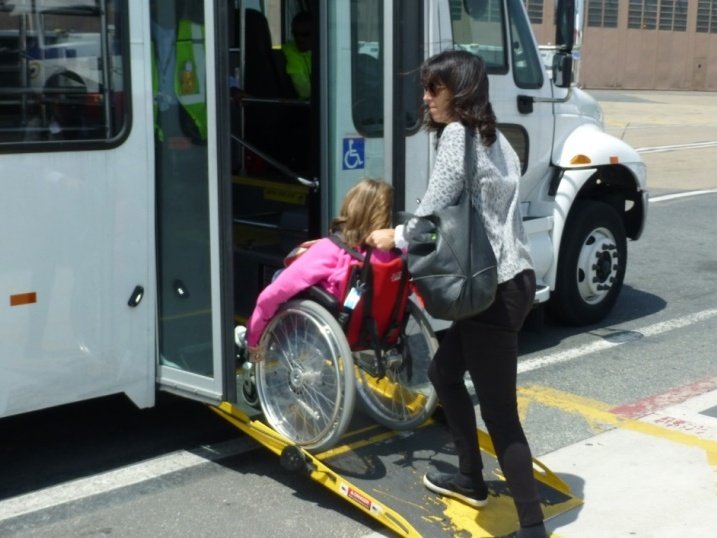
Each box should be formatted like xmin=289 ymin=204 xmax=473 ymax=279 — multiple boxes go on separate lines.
xmin=246 ymin=238 xmax=398 ymax=347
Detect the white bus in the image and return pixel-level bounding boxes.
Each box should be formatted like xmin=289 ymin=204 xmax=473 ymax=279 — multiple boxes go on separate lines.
xmin=0 ymin=0 xmax=646 ymax=421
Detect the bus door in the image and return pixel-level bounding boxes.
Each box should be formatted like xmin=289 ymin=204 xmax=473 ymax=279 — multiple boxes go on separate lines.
xmin=226 ymin=0 xmax=423 ymax=329
xmin=152 ymin=0 xmax=229 ymax=403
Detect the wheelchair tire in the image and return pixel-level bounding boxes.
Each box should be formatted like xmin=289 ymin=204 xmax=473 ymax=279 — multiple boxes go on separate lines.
xmin=354 ymin=300 xmax=438 ymax=430
xmin=255 ymin=299 xmax=355 ymax=452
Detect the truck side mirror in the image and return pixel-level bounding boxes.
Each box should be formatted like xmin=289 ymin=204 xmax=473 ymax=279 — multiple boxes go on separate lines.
xmin=555 ymin=0 xmax=584 ymax=52
xmin=552 ymin=52 xmax=573 ymax=88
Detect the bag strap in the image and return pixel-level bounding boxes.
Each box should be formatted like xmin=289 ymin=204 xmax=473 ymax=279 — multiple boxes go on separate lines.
xmin=464 ymin=126 xmax=477 ymax=250
xmin=464 ymin=126 xmax=476 ymax=195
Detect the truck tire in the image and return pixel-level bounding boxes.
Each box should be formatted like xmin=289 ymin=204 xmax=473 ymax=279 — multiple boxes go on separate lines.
xmin=549 ymin=200 xmax=627 ymax=325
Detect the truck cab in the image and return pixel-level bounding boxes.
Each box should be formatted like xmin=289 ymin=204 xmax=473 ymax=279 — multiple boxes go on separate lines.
xmin=426 ymin=0 xmax=647 ymax=325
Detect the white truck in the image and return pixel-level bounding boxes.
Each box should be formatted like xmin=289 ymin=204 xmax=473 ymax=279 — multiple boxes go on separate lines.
xmin=434 ymin=0 xmax=647 ymax=326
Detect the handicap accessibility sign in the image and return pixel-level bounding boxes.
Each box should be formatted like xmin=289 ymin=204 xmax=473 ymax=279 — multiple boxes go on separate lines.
xmin=342 ymin=137 xmax=365 ymax=170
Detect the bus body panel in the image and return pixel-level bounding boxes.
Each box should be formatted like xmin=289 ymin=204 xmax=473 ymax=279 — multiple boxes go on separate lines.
xmin=0 ymin=0 xmax=155 ymax=417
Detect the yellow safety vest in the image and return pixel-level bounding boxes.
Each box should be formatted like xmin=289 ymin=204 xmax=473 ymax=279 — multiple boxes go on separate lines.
xmin=152 ymin=19 xmax=207 ymax=141
xmin=282 ymin=41 xmax=311 ymax=100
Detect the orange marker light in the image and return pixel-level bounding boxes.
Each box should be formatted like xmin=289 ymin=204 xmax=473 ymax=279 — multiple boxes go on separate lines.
xmin=609 ymin=155 xmax=619 ymax=164
xmin=10 ymin=292 xmax=37 ymax=306
xmin=570 ymin=154 xmax=592 ymax=165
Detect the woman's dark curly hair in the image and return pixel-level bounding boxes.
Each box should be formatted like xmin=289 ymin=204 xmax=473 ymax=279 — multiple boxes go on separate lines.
xmin=420 ymin=49 xmax=496 ymax=146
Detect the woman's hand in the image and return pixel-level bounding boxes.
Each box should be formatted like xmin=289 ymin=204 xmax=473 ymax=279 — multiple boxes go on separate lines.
xmin=366 ymin=228 xmax=396 ymax=251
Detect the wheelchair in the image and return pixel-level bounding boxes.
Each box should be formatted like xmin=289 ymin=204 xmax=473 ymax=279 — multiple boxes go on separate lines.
xmin=247 ymin=245 xmax=439 ymax=452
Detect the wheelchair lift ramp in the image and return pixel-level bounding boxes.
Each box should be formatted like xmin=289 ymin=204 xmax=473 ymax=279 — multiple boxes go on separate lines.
xmin=212 ymin=402 xmax=582 ymax=537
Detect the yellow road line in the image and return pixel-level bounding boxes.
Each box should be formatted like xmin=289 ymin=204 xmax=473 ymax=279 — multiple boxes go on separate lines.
xmin=518 ymin=385 xmax=717 ymax=468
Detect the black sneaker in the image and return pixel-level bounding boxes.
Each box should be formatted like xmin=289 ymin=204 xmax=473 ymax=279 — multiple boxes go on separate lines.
xmin=423 ymin=470 xmax=488 ymax=508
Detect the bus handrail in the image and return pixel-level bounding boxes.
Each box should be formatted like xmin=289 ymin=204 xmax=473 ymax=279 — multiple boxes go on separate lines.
xmin=231 ymin=134 xmax=319 ymax=190
xmin=240 ymin=96 xmax=310 ymax=107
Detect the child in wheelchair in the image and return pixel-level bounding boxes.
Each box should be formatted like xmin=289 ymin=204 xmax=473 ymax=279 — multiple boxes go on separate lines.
xmin=245 ymin=178 xmax=400 ymax=361
xmin=241 ymin=179 xmax=438 ymax=451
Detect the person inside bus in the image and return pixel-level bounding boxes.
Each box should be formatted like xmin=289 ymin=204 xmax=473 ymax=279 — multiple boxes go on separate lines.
xmin=244 ymin=179 xmax=397 ymax=359
xmin=150 ymin=0 xmax=207 ymax=144
xmin=281 ymin=11 xmax=313 ymax=100
xmin=366 ymin=50 xmax=547 ymax=538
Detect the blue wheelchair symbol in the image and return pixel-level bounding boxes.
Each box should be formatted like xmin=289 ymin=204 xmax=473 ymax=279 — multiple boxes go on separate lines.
xmin=342 ymin=137 xmax=365 ymax=170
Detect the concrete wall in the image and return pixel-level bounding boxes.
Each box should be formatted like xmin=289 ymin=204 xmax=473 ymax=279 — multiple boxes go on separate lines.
xmin=529 ymin=1 xmax=717 ymax=91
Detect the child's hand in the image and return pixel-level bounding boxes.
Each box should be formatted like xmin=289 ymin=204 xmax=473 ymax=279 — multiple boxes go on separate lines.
xmin=247 ymin=345 xmax=264 ymax=363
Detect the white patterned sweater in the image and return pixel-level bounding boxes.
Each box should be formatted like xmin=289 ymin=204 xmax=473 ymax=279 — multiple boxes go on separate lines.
xmin=413 ymin=121 xmax=534 ymax=284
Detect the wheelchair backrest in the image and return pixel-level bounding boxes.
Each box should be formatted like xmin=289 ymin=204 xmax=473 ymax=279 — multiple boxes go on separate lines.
xmin=336 ymin=244 xmax=410 ymax=351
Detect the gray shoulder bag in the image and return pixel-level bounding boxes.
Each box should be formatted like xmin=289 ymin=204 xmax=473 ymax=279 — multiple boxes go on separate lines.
xmin=404 ymin=127 xmax=498 ymax=320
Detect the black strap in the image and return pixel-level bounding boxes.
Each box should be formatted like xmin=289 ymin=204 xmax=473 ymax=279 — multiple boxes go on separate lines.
xmin=464 ymin=126 xmax=476 ymax=254
xmin=464 ymin=127 xmax=476 ymax=193
xmin=329 ymin=233 xmax=364 ymax=261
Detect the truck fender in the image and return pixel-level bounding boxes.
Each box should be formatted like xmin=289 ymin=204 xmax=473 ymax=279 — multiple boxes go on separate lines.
xmin=553 ymin=124 xmax=645 ymax=187
xmin=544 ymin=167 xmax=596 ymax=290
xmin=544 ymin=124 xmax=649 ymax=290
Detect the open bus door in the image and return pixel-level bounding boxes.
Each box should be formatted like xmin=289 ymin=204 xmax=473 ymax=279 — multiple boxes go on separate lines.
xmin=151 ymin=0 xmax=233 ymax=404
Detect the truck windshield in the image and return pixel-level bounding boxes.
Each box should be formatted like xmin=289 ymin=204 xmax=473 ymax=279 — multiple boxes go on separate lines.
xmin=450 ymin=0 xmax=508 ymax=75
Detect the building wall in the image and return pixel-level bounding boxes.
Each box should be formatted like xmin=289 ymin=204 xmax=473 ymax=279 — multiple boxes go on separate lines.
xmin=527 ymin=0 xmax=717 ymax=91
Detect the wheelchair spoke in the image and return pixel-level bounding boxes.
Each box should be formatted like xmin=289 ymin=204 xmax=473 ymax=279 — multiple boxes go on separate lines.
xmin=255 ymin=300 xmax=355 ymax=452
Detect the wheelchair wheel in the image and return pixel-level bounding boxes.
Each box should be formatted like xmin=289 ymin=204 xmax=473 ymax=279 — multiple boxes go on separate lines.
xmin=255 ymin=299 xmax=355 ymax=452
xmin=354 ymin=300 xmax=438 ymax=430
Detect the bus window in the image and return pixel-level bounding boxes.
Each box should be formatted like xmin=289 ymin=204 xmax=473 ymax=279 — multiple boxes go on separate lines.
xmin=151 ymin=0 xmax=215 ymax=377
xmin=0 ymin=1 xmax=127 ymax=146
xmin=350 ymin=0 xmax=423 ymax=138
xmin=351 ymin=0 xmax=383 ymax=137
xmin=451 ymin=0 xmax=509 ymax=75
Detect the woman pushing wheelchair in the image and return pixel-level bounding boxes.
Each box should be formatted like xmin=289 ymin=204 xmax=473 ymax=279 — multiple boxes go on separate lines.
xmin=367 ymin=50 xmax=545 ymax=537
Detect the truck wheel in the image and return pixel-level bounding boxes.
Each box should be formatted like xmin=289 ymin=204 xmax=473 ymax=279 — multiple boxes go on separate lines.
xmin=550 ymin=201 xmax=627 ymax=325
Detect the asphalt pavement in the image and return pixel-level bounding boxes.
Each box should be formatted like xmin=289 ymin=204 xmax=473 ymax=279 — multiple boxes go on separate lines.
xmin=540 ymin=88 xmax=717 ymax=538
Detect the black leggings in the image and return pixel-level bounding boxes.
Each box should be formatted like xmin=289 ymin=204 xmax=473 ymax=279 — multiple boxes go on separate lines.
xmin=427 ymin=269 xmax=543 ymax=527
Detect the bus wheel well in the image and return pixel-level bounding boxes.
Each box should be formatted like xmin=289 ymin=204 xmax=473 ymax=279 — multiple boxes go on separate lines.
xmin=575 ymin=165 xmax=645 ymax=240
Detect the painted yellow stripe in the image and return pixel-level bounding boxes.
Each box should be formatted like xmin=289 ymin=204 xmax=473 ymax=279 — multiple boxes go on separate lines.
xmin=161 ymin=308 xmax=212 ymax=322
xmin=518 ymin=385 xmax=717 ymax=466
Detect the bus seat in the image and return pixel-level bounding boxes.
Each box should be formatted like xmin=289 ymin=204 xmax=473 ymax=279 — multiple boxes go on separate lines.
xmin=242 ymin=9 xmax=297 ymax=168
xmin=244 ymin=9 xmax=295 ymax=99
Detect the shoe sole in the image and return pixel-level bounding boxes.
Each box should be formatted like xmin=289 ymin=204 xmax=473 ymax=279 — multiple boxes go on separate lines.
xmin=422 ymin=475 xmax=488 ymax=508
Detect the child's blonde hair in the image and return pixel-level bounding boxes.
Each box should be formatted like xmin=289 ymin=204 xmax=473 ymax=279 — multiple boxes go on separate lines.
xmin=330 ymin=179 xmax=393 ymax=249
